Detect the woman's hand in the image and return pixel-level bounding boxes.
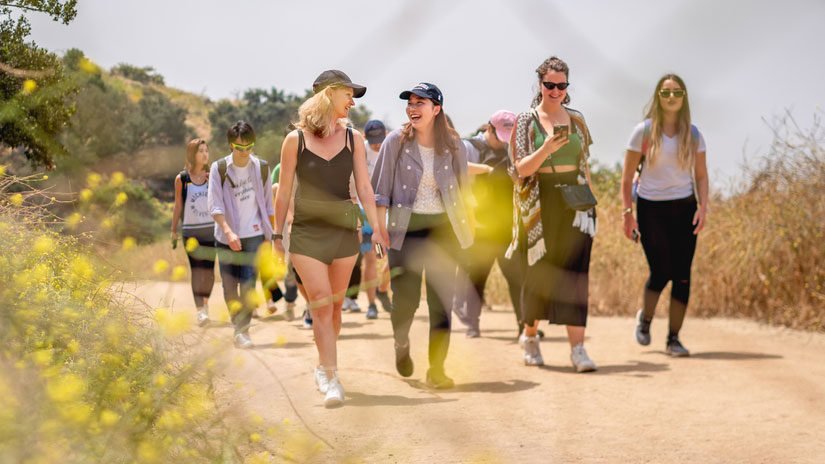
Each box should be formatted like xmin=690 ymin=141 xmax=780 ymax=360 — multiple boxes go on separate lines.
xmin=273 ymin=237 xmax=285 ymax=255
xmin=622 ymin=212 xmax=640 ymax=241
xmin=693 ymin=206 xmax=707 ymax=235
xmin=540 ymin=133 xmax=570 ymax=159
xmin=372 ymin=226 xmax=389 ymax=257
xmin=226 ymin=230 xmax=242 ymax=251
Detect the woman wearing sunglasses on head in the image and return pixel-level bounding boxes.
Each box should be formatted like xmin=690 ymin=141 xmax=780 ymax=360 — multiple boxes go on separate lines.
xmin=507 ymin=56 xmax=598 ymax=372
xmin=274 ymin=70 xmax=387 ymax=408
xmin=621 ymin=74 xmax=708 ymax=357
xmin=371 ymin=83 xmax=474 ymax=389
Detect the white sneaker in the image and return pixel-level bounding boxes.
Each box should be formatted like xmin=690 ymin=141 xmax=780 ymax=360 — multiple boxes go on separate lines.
xmin=196 ymin=307 xmax=209 ymax=327
xmin=343 ymin=297 xmax=360 ymax=312
xmin=570 ymin=343 xmax=597 ymax=372
xmin=314 ymin=366 xmax=330 ymax=393
xmin=523 ymin=335 xmax=544 ymax=366
xmin=324 ymin=375 xmax=345 ymax=408
xmin=284 ymin=302 xmax=296 ymax=321
xmin=233 ymin=332 xmax=253 ymax=349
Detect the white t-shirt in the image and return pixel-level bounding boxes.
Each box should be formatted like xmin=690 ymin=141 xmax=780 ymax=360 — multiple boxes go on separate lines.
xmin=230 ymin=162 xmax=264 ymax=238
xmin=412 ymin=144 xmax=445 ymax=214
xmin=626 ymin=121 xmax=706 ymax=201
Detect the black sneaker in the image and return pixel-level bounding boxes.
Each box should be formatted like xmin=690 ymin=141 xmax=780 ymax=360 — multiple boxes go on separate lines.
xmin=376 ymin=290 xmax=393 ymax=312
xmin=666 ymin=334 xmax=690 ymax=357
xmin=425 ymin=368 xmax=454 ymax=389
xmin=394 ymin=342 xmax=414 ymax=377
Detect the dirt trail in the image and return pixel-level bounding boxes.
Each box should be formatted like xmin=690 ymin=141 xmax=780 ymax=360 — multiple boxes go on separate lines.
xmin=130 ymin=281 xmax=825 ymax=463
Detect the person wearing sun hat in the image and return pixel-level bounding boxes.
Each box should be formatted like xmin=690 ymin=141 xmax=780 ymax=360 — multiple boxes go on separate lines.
xmin=371 ymin=82 xmax=475 ymax=389
xmin=274 ymin=70 xmax=387 ymax=407
xmin=452 ymin=110 xmax=525 ymax=339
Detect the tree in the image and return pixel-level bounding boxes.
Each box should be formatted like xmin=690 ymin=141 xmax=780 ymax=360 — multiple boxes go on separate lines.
xmin=0 ymin=1 xmax=78 ymax=168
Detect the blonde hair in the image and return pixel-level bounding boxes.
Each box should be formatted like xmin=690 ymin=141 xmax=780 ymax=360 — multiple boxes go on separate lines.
xmin=644 ymin=74 xmax=694 ymax=171
xmin=296 ymin=86 xmax=350 ymax=138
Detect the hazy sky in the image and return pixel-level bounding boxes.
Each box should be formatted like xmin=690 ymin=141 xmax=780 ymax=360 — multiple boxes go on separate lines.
xmin=28 ymin=0 xmax=825 ymax=187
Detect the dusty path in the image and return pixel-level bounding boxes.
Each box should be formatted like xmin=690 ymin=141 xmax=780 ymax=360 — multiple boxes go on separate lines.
xmin=130 ymin=281 xmax=825 ymax=463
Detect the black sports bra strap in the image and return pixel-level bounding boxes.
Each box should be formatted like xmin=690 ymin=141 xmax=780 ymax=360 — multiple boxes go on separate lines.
xmin=297 ymin=129 xmax=305 ymax=154
xmin=346 ymin=127 xmax=353 ymax=152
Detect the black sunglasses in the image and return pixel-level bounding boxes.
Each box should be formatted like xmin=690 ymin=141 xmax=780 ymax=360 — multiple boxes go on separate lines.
xmin=659 ymin=89 xmax=685 ymax=98
xmin=542 ymin=81 xmax=570 ymax=91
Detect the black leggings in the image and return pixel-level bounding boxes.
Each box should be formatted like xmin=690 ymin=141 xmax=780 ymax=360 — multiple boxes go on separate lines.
xmin=637 ymin=195 xmax=697 ymax=335
xmin=184 ymin=236 xmax=216 ymax=307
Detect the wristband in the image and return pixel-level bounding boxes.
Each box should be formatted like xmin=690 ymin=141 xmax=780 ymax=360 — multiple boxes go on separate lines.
xmin=622 ymin=208 xmax=633 ymax=215
xmin=272 ymin=233 xmax=283 ymax=241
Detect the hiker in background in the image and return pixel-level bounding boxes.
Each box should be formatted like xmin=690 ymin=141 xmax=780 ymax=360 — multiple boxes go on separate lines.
xmin=509 ymin=56 xmax=598 ymax=372
xmin=208 ymin=121 xmax=275 ymax=349
xmin=372 ymin=83 xmax=475 ymax=389
xmin=170 ymin=138 xmax=216 ymax=327
xmin=621 ymin=74 xmax=709 ymax=357
xmin=452 ymin=110 xmax=523 ymax=338
xmin=274 ymin=70 xmax=387 ymax=408
xmin=267 ymin=162 xmax=298 ymax=321
xmin=343 ymin=119 xmax=392 ymax=319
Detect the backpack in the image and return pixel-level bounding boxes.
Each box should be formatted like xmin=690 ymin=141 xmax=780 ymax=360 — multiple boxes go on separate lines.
xmin=217 ymin=157 xmax=269 ymax=188
xmin=633 ymin=119 xmax=700 ymax=202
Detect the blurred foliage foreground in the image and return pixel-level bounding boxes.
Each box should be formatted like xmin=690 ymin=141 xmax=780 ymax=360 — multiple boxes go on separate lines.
xmin=0 ymin=173 xmax=312 ymax=463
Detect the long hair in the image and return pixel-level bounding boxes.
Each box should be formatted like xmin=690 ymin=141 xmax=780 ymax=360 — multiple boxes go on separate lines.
xmin=296 ymin=85 xmax=350 ymax=138
xmin=531 ymin=56 xmax=571 ymax=108
xmin=185 ymin=138 xmax=208 ymax=172
xmin=399 ymin=103 xmax=459 ymax=156
xmin=644 ymin=74 xmax=694 ymax=170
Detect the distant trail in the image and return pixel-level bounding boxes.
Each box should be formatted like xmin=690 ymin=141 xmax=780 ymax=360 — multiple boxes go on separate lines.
xmin=131 ymin=280 xmax=825 ymax=463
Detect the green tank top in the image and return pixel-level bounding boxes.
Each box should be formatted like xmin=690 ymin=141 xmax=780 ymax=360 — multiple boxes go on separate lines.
xmin=532 ymin=119 xmax=582 ymax=167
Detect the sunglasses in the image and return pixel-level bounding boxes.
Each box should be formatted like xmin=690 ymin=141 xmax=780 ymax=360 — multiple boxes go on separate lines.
xmin=231 ymin=142 xmax=255 ymax=151
xmin=659 ymin=89 xmax=685 ymax=98
xmin=542 ymin=81 xmax=570 ymax=91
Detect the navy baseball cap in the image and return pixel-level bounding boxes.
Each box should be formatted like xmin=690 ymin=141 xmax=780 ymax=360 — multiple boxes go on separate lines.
xmin=399 ymin=82 xmax=443 ymax=105
xmin=312 ymin=69 xmax=367 ymax=98
xmin=364 ymin=120 xmax=387 ymax=144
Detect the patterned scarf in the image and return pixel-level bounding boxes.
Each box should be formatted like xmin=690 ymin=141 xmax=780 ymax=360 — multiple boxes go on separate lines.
xmin=505 ymin=108 xmax=598 ymax=266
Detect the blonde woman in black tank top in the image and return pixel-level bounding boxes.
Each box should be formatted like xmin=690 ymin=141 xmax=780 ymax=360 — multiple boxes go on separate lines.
xmin=274 ymin=70 xmax=387 ymax=408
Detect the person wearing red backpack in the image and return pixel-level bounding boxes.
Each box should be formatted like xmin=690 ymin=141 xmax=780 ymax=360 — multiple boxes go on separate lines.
xmin=621 ymin=74 xmax=709 ymax=357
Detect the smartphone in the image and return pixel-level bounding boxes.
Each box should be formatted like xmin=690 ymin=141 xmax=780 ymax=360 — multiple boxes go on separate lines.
xmin=374 ymin=242 xmax=385 ymax=259
xmin=631 ymin=229 xmax=640 ymax=243
xmin=553 ymin=124 xmax=569 ymax=139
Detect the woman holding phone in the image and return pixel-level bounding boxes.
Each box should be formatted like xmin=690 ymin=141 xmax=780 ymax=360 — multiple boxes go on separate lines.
xmin=620 ymin=74 xmax=708 ymax=357
xmin=507 ymin=56 xmax=598 ymax=372
xmin=371 ymin=83 xmax=475 ymax=389
xmin=274 ymin=70 xmax=387 ymax=407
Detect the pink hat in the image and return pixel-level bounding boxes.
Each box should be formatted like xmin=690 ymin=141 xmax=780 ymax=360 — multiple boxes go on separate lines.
xmin=490 ymin=110 xmax=516 ymax=143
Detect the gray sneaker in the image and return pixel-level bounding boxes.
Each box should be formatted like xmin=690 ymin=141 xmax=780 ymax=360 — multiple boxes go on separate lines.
xmin=344 ymin=297 xmax=360 ymax=312
xmin=635 ymin=309 xmax=651 ymax=346
xmin=666 ymin=334 xmax=690 ymax=357
xmin=366 ymin=303 xmax=378 ymax=319
xmin=570 ymin=343 xmax=597 ymax=372
xmin=522 ymin=334 xmax=544 ymax=366
xmin=196 ymin=307 xmax=209 ymax=327
xmin=284 ymin=302 xmax=295 ymax=321
xmin=233 ymin=332 xmax=253 ymax=349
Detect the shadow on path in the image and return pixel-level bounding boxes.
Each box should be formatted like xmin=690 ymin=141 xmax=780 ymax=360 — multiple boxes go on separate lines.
xmin=449 ymin=379 xmax=540 ymax=394
xmin=685 ymin=351 xmax=783 ymax=361
xmin=539 ymin=360 xmax=670 ymax=377
xmin=344 ymin=391 xmax=457 ymax=407
xmin=338 ymin=332 xmax=393 ymax=341
xmin=252 ymin=342 xmax=313 ymax=350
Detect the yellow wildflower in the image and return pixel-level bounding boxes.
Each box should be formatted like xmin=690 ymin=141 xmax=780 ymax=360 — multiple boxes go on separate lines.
xmin=99 ymin=409 xmax=120 ymax=427
xmin=86 ymin=172 xmax=101 ymax=188
xmin=0 ymin=165 xmax=5 ymax=176
xmin=171 ymin=265 xmax=186 ymax=281
xmin=113 ymin=191 xmax=128 ymax=207
xmin=79 ymin=188 xmax=93 ymax=202
xmin=109 ymin=171 xmax=125 ymax=187
xmin=152 ymin=259 xmax=169 ymax=274
xmin=22 ymin=79 xmax=37 ymax=93
xmin=122 ymin=237 xmax=136 ymax=250
xmin=102 ymin=218 xmax=113 ymax=229
xmin=185 ymin=237 xmax=199 ymax=252
xmin=276 ymin=334 xmax=287 ymax=347
xmin=154 ymin=308 xmax=190 ymax=336
xmin=10 ymin=193 xmax=23 ymax=206
xmin=66 ymin=212 xmax=82 ymax=229
xmin=46 ymin=374 xmax=85 ymax=402
xmin=249 ymin=433 xmax=261 ymax=443
xmin=33 ymin=235 xmax=54 ymax=254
